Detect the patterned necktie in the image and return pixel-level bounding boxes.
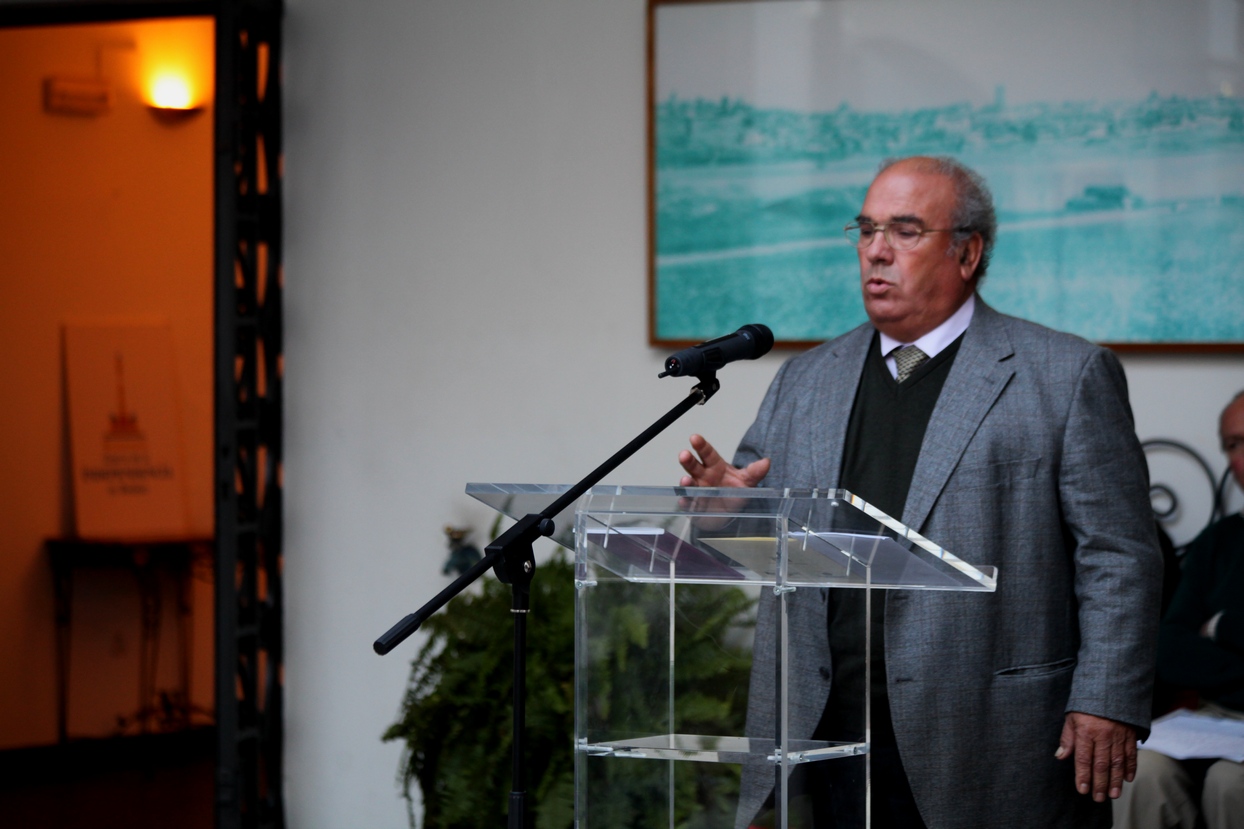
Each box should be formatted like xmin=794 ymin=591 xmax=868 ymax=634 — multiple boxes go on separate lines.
xmin=893 ymin=344 xmax=929 ymax=383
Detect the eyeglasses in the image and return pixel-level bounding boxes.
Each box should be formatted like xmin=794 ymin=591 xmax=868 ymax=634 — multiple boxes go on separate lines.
xmin=843 ymin=221 xmax=960 ymax=251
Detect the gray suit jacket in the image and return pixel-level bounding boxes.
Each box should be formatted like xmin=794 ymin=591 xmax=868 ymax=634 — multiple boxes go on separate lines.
xmin=733 ymin=300 xmax=1162 ymax=829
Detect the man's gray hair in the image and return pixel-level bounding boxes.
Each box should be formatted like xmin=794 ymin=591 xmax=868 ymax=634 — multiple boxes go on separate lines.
xmin=878 ymin=156 xmax=998 ymax=283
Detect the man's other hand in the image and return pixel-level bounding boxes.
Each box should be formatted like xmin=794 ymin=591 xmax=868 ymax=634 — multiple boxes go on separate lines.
xmin=1055 ymin=711 xmax=1137 ymax=802
xmin=678 ymin=434 xmax=770 ymax=488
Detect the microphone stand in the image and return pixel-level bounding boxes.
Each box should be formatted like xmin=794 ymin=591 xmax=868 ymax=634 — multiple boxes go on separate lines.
xmin=374 ymin=372 xmax=721 ymax=829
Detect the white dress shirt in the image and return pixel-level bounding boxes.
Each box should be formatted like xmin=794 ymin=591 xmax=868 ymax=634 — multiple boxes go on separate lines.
xmin=877 ymin=293 xmax=976 ymax=379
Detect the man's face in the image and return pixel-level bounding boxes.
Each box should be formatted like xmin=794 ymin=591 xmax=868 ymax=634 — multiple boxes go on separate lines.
xmin=1221 ymin=396 xmax=1244 ymax=491
xmin=856 ymin=162 xmax=979 ymax=342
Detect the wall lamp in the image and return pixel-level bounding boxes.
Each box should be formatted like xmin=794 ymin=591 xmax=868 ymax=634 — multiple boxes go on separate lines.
xmin=139 ymin=21 xmax=214 ymax=121
xmin=145 ymin=69 xmax=204 ymax=121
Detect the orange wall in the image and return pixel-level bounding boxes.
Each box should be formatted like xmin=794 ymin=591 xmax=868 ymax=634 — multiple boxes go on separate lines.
xmin=0 ymin=17 xmax=215 ymax=749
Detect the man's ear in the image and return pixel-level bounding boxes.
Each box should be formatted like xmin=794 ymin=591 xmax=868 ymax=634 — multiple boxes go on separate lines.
xmin=958 ymin=234 xmax=983 ymax=282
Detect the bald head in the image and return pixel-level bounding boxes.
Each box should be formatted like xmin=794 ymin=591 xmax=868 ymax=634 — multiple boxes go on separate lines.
xmin=1222 ymin=391 xmax=1244 ymax=491
xmin=876 ymin=156 xmax=997 ymax=283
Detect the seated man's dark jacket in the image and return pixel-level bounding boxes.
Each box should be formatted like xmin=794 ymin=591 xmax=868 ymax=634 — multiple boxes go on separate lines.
xmin=1158 ymin=513 xmax=1244 ymax=711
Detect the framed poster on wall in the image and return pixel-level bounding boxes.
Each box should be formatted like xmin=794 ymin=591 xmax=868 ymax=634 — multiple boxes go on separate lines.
xmin=64 ymin=322 xmax=190 ymax=539
xmin=648 ymin=0 xmax=1244 ymax=349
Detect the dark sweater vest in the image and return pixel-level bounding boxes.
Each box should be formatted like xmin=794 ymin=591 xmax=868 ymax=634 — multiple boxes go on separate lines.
xmin=818 ymin=332 xmax=962 ymax=737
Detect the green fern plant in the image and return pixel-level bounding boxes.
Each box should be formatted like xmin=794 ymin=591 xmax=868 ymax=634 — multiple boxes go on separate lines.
xmin=383 ymin=547 xmax=755 ymax=829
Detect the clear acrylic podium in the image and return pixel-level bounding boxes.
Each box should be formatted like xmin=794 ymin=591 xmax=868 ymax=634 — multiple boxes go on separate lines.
xmin=467 ymin=484 xmax=997 ymax=829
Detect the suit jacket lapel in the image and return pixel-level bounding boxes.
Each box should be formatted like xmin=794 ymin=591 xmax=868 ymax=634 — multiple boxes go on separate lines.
xmin=902 ymin=300 xmax=1016 ymax=532
xmin=810 ymin=323 xmax=874 ymax=489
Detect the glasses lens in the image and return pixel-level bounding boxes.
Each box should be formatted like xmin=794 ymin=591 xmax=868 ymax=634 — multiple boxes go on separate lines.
xmin=885 ymin=222 xmax=924 ymax=250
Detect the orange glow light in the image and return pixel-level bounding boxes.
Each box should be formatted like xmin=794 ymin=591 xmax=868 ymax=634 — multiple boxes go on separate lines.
xmin=136 ymin=17 xmax=213 ymax=111
xmin=149 ymin=72 xmax=194 ymax=109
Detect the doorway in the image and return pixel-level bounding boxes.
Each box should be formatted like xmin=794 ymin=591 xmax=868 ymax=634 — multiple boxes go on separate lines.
xmin=0 ymin=3 xmax=283 ymax=828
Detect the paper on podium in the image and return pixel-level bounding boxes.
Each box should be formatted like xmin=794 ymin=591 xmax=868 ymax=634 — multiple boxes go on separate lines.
xmin=581 ymin=526 xmax=744 ymax=581
xmin=1141 ymin=708 xmax=1244 ymax=762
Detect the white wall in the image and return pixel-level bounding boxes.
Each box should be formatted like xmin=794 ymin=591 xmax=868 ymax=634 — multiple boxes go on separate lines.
xmin=281 ymin=2 xmax=1244 ymax=827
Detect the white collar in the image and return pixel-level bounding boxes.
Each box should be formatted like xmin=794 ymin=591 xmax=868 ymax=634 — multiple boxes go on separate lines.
xmin=878 ymin=293 xmax=975 ymax=378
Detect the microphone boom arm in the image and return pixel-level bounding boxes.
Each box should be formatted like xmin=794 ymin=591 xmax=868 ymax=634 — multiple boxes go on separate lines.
xmin=373 ymin=371 xmax=720 ymax=654
xmin=372 ymin=371 xmax=720 ymax=829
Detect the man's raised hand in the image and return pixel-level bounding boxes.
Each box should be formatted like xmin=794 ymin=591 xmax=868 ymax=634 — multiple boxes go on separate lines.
xmin=678 ymin=434 xmax=770 ymax=489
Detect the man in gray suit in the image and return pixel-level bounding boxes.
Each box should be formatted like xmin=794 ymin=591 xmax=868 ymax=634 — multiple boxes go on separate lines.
xmin=679 ymin=156 xmax=1163 ymax=828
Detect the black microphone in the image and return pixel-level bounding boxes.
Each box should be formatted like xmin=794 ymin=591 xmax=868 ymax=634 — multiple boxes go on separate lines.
xmin=659 ymin=324 xmax=774 ymax=378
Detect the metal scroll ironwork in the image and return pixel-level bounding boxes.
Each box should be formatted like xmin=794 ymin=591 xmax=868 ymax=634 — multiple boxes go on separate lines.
xmin=1142 ymin=438 xmax=1231 ymax=543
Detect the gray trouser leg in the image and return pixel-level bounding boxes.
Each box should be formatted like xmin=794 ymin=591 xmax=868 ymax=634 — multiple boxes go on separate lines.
xmin=1112 ymin=750 xmax=1198 ymax=829
xmin=1202 ymin=758 xmax=1244 ymax=829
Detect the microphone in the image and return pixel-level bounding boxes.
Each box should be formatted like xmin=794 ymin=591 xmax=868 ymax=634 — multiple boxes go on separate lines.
xmin=659 ymin=324 xmax=774 ymax=378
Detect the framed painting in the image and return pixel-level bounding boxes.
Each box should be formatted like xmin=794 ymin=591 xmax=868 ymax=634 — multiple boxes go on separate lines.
xmin=648 ymin=0 xmax=1244 ymax=350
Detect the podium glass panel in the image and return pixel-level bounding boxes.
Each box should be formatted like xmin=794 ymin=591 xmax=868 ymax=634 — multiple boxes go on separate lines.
xmin=466 ymin=485 xmax=997 ymax=829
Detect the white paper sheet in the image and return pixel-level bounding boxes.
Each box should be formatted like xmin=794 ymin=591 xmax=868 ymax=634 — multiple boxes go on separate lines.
xmin=1141 ymin=709 xmax=1244 ymax=762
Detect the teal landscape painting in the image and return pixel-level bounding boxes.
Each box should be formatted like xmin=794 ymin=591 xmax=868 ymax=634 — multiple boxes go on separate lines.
xmin=654 ymin=90 xmax=1244 ymax=344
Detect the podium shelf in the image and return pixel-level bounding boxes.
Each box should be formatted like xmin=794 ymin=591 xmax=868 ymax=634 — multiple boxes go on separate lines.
xmin=578 ymin=734 xmax=867 ymax=765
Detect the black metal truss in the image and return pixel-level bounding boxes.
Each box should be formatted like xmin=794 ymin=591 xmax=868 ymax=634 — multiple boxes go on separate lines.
xmin=214 ymin=2 xmax=284 ymax=828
